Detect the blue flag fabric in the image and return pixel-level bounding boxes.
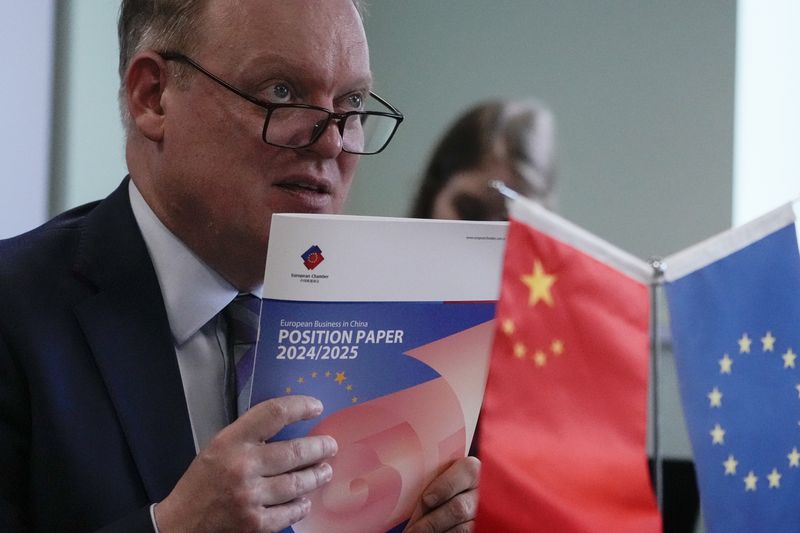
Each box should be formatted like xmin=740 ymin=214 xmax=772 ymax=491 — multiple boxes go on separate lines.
xmin=665 ymin=209 xmax=800 ymax=532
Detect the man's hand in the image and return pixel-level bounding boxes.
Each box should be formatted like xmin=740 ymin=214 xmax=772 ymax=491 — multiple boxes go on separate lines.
xmin=404 ymin=456 xmax=480 ymax=533
xmin=154 ymin=395 xmax=336 ymax=533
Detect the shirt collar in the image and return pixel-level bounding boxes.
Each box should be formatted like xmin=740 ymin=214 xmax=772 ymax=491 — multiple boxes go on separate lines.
xmin=129 ymin=180 xmax=240 ymax=345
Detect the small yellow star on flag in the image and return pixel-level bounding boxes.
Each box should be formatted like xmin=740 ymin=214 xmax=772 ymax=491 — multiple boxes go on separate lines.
xmin=719 ymin=354 xmax=733 ymax=374
xmin=710 ymin=423 xmax=725 ymax=445
xmin=707 ymin=387 xmax=723 ymax=408
xmin=783 ymin=348 xmax=797 ymax=369
xmin=762 ymin=331 xmax=776 ymax=352
xmin=767 ymin=468 xmax=782 ymax=488
xmin=744 ymin=471 xmax=758 ymax=491
xmin=501 ymin=319 xmax=515 ymax=335
xmin=723 ymin=455 xmax=738 ymax=475
xmin=520 ymin=259 xmax=557 ymax=307
xmin=738 ymin=333 xmax=752 ymax=353
xmin=788 ymin=447 xmax=800 ymax=468
xmin=551 ymin=339 xmax=564 ymax=355
xmin=513 ymin=342 xmax=527 ymax=359
xmin=533 ymin=350 xmax=547 ymax=367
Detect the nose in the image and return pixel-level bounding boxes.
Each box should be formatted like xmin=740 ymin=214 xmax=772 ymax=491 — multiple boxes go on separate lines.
xmin=304 ymin=118 xmax=344 ymax=159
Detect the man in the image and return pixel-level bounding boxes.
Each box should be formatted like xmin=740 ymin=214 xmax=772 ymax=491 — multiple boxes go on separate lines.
xmin=0 ymin=0 xmax=479 ymax=531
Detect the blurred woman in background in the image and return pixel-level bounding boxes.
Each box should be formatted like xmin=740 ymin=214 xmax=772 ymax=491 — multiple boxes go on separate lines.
xmin=410 ymin=98 xmax=557 ymax=220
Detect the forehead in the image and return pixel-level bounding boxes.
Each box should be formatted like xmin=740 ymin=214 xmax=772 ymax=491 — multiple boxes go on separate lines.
xmin=200 ymin=0 xmax=371 ymax=88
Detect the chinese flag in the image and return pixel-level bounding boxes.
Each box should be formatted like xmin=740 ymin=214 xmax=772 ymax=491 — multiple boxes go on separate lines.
xmin=475 ymin=198 xmax=661 ymax=532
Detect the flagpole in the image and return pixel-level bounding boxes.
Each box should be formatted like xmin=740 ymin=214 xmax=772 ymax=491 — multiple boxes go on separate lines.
xmin=649 ymin=257 xmax=666 ymax=517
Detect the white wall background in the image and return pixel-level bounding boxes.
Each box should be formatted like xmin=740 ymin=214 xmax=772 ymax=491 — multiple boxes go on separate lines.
xmin=355 ymin=1 xmax=736 ymax=261
xmin=733 ymin=0 xmax=800 ymax=224
xmin=49 ymin=0 xmax=127 ymax=214
xmin=0 ymin=2 xmax=55 ymax=238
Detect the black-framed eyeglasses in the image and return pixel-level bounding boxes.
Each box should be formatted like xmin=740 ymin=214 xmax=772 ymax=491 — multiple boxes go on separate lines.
xmin=159 ymin=51 xmax=403 ymax=155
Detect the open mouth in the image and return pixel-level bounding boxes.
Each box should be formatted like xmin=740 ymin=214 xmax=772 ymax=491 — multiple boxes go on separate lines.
xmin=273 ymin=177 xmax=335 ymax=210
xmin=277 ymin=181 xmax=329 ymax=194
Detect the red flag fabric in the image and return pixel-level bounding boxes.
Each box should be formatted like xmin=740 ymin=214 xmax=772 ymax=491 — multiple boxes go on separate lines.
xmin=476 ymin=199 xmax=661 ymax=532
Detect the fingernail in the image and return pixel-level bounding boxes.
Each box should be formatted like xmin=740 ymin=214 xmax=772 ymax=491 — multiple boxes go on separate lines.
xmin=323 ymin=436 xmax=338 ymax=457
xmin=423 ymin=492 xmax=439 ymax=508
xmin=311 ymin=399 xmax=323 ymax=414
xmin=320 ymin=462 xmax=333 ymax=481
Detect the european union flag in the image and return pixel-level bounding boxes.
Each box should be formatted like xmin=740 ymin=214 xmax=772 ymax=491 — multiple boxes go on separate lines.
xmin=665 ymin=204 xmax=800 ymax=532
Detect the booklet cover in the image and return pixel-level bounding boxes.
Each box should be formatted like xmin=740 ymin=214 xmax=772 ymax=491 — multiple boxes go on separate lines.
xmin=250 ymin=213 xmax=507 ymax=533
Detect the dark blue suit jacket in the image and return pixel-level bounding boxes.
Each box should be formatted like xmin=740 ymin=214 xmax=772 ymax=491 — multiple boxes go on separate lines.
xmin=0 ymin=178 xmax=197 ymax=531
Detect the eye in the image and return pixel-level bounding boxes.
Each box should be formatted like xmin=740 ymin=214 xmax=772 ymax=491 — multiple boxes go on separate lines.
xmin=343 ymin=92 xmax=364 ymax=111
xmin=264 ymin=82 xmax=293 ymax=103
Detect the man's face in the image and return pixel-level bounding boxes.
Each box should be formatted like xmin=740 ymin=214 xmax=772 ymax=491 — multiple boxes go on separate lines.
xmin=151 ymin=0 xmax=370 ymax=278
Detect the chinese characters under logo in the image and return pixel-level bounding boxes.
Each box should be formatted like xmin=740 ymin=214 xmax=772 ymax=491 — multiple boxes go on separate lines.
xmin=301 ymin=245 xmax=324 ymax=270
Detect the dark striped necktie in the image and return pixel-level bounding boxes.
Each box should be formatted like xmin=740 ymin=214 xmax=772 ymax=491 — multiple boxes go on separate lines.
xmin=223 ymin=293 xmax=261 ymax=420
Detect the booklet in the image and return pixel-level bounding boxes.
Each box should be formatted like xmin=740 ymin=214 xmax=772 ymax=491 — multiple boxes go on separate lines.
xmin=249 ymin=213 xmax=507 ymax=533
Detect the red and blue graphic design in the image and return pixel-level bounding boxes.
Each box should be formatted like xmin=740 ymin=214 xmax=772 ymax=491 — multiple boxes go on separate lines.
xmin=251 ymin=300 xmax=495 ymax=533
xmin=301 ymin=245 xmax=324 ymax=270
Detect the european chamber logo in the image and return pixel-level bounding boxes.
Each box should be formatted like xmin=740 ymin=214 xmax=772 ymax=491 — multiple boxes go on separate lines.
xmin=301 ymin=245 xmax=325 ymax=270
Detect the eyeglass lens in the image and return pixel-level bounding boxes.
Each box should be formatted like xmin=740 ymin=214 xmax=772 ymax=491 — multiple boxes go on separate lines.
xmin=264 ymin=107 xmax=397 ymax=154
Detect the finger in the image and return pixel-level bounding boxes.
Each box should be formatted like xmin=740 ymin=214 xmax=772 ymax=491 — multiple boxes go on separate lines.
xmin=257 ymin=435 xmax=338 ymax=476
xmin=257 ymin=496 xmax=313 ymax=533
xmin=257 ymin=462 xmax=333 ymax=506
xmin=404 ymin=490 xmax=477 ymax=533
xmin=235 ymin=395 xmax=323 ymax=442
xmin=421 ymin=457 xmax=480 ymax=511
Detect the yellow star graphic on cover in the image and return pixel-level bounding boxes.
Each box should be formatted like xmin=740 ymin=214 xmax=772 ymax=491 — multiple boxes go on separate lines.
xmin=520 ymin=259 xmax=557 ymax=307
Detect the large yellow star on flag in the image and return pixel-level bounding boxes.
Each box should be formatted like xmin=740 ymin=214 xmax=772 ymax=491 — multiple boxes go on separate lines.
xmin=520 ymin=260 xmax=556 ymax=307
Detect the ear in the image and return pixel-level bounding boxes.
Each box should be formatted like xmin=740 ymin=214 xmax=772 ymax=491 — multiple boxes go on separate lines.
xmin=125 ymin=52 xmax=170 ymax=142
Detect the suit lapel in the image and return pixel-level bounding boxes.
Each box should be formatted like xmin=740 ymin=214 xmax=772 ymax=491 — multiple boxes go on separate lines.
xmin=73 ymin=178 xmax=196 ymax=502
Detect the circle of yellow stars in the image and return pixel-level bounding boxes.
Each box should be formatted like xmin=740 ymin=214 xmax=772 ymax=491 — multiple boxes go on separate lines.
xmin=707 ymin=330 xmax=799 ymax=493
xmin=284 ymin=369 xmax=359 ymax=404
xmin=499 ymin=259 xmax=564 ymax=368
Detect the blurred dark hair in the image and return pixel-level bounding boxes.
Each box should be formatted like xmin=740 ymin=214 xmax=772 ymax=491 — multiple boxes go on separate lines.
xmin=410 ymin=99 xmax=556 ymax=218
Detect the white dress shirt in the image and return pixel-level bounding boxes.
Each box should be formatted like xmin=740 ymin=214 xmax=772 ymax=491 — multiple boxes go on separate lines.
xmin=129 ymin=180 xmax=245 ymax=452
